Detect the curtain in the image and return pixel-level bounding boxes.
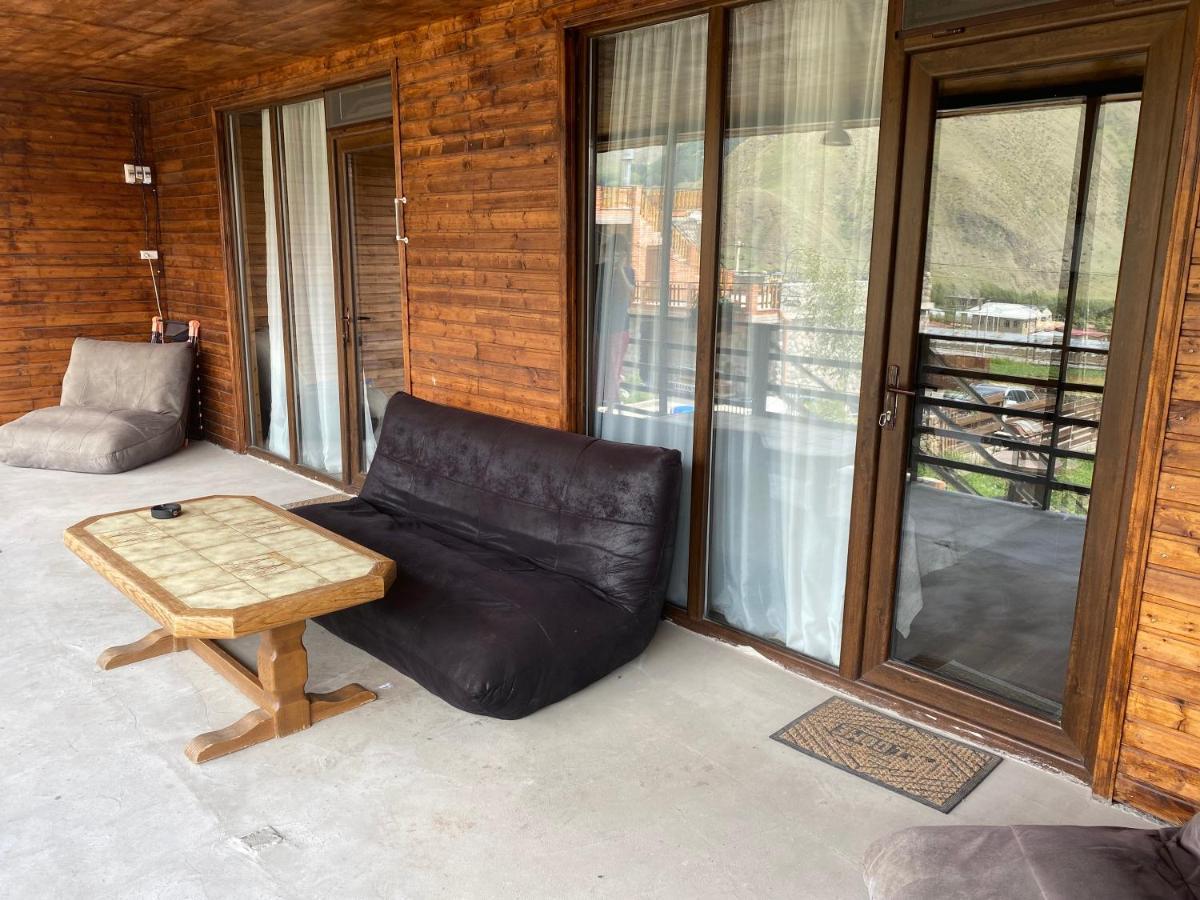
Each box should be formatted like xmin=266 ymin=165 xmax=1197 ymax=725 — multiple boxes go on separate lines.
xmin=591 ymin=16 xmax=708 ymax=606
xmin=281 ymin=99 xmax=342 ymax=478
xmin=706 ymin=0 xmax=887 ymax=664
xmin=261 ymin=110 xmax=290 ymax=458
xmin=361 ymin=381 xmax=378 ymax=465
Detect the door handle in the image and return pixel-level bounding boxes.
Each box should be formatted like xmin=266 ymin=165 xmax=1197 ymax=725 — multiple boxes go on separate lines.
xmin=394 ymin=197 xmax=407 ymax=242
xmin=878 ymin=364 xmax=916 ymax=430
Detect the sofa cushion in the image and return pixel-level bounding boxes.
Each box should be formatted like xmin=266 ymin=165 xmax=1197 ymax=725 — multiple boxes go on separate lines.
xmin=61 ymin=338 xmax=193 ymax=418
xmin=296 ymin=497 xmax=651 ymax=718
xmin=360 ymin=393 xmax=682 ymax=615
xmin=863 ymin=818 xmax=1200 ymax=900
xmin=0 ymin=405 xmax=183 ymax=475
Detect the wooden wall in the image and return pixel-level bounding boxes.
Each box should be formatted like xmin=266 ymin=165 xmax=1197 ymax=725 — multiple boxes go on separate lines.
xmin=148 ymin=0 xmax=572 ymax=448
xmin=1114 ymin=216 xmax=1200 ymax=823
xmin=0 ymin=90 xmax=156 ymax=425
xmin=142 ymin=0 xmax=1200 ymax=822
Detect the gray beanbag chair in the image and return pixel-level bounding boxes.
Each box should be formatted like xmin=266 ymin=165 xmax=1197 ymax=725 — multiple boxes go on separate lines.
xmin=0 ymin=338 xmax=193 ymax=474
xmin=863 ymin=814 xmax=1200 ymax=899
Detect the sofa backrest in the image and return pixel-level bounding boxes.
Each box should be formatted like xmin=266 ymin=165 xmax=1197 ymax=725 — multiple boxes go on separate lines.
xmin=362 ymin=393 xmax=682 ymax=615
xmin=60 ymin=338 xmax=193 ymax=418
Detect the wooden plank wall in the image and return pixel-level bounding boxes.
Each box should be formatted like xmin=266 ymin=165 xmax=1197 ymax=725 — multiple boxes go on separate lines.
xmin=1114 ymin=220 xmax=1200 ymax=823
xmin=143 ymin=0 xmax=1200 ymax=821
xmin=147 ymin=0 xmax=587 ymax=447
xmin=0 ymin=89 xmax=156 ymax=424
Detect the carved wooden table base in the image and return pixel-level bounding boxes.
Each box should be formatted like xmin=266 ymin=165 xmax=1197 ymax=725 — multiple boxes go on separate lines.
xmin=99 ymin=621 xmax=375 ymax=763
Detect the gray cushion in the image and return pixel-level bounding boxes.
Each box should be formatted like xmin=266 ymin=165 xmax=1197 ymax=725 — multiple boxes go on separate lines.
xmin=863 ymin=815 xmax=1200 ymax=900
xmin=60 ymin=338 xmax=191 ymax=418
xmin=0 ymin=338 xmax=192 ymax=475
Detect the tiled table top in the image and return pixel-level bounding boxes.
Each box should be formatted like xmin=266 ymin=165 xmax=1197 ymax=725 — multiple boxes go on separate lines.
xmin=65 ymin=495 xmax=395 ymax=638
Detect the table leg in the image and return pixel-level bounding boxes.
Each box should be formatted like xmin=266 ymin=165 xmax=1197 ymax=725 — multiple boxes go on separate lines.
xmin=98 ymin=627 xmax=184 ymax=670
xmin=183 ymin=621 xmax=376 ymax=763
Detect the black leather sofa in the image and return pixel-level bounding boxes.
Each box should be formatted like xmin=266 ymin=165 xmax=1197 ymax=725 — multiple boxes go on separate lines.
xmin=294 ymin=393 xmax=682 ymax=719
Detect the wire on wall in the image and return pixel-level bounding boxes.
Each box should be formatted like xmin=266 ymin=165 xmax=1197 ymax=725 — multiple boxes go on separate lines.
xmin=131 ymin=97 xmax=166 ymax=321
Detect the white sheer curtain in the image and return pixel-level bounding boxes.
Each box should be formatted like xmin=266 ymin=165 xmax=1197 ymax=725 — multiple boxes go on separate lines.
xmin=591 ymin=16 xmax=707 ymax=606
xmin=261 ymin=110 xmax=290 ymax=458
xmin=362 ymin=391 xmax=378 ymax=464
xmin=282 ymin=99 xmax=342 ymax=477
xmin=706 ymin=0 xmax=887 ymax=664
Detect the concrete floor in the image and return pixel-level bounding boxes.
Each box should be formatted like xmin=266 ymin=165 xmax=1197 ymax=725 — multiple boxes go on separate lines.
xmin=0 ymin=442 xmax=1148 ymax=899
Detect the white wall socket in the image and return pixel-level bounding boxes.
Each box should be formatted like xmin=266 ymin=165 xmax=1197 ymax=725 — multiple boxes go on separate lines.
xmin=124 ymin=164 xmax=153 ymax=185
xmin=140 ymin=250 xmax=159 ymax=260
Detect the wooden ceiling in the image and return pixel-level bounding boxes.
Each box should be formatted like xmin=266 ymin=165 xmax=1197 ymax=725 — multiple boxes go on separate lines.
xmin=0 ymin=0 xmax=496 ymax=95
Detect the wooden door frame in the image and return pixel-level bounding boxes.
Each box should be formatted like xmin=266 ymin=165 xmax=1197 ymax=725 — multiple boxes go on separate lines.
xmin=328 ymin=121 xmax=405 ymax=489
xmin=857 ymin=8 xmax=1194 ymax=775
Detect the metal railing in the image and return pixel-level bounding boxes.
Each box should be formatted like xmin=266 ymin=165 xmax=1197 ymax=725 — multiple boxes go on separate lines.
xmin=595 ymin=323 xmax=1104 ymax=513
xmin=911 ymin=332 xmax=1103 ymax=510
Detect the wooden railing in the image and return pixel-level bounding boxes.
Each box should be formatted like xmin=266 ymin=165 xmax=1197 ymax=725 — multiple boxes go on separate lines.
xmin=629 ymin=280 xmax=783 ymax=317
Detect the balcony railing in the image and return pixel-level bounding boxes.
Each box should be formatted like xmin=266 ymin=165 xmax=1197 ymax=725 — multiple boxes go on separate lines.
xmin=595 ymin=324 xmax=1102 ymax=514
xmin=910 ymin=332 xmax=1102 ymax=511
xmin=629 ymin=281 xmax=782 ymax=316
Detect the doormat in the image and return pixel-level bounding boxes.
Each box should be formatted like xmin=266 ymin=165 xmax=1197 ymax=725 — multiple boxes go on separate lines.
xmin=771 ymin=697 xmax=1000 ymax=813
xmin=283 ymin=493 xmax=354 ymax=510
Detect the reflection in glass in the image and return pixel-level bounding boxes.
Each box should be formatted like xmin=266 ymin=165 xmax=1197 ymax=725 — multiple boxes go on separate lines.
xmin=1072 ymin=100 xmax=1141 ymax=349
xmin=891 ymin=95 xmax=1139 ymax=718
xmin=589 ymin=15 xmax=708 ymax=606
xmin=230 ymin=110 xmax=289 ymax=458
xmin=704 ymin=0 xmax=888 ymax=664
xmin=903 ymin=0 xmax=1058 ymax=30
xmin=344 ymin=140 xmax=404 ymax=473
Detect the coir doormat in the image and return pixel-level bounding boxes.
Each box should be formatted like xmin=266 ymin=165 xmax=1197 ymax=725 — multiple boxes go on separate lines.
xmin=771 ymin=697 xmax=1000 ymax=813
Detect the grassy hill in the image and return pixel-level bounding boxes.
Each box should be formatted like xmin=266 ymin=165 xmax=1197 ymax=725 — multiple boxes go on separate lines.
xmin=718 ymin=97 xmax=1140 ymax=326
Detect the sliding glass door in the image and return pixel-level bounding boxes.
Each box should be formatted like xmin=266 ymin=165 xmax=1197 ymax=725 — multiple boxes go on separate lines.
xmin=281 ymin=102 xmax=342 ymax=477
xmin=227 ymin=79 xmax=401 ymax=485
xmin=707 ymin=0 xmax=886 ymax=664
xmin=227 ymin=99 xmax=345 ymax=480
xmin=229 ymin=94 xmax=408 ymax=482
xmin=332 ymin=127 xmax=407 ymax=483
xmin=229 ymin=109 xmax=292 ymax=459
xmin=583 ymin=0 xmax=888 ymax=660
xmin=589 ymin=15 xmax=708 ymax=606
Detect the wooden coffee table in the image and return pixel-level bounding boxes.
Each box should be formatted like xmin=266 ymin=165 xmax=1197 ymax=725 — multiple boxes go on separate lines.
xmin=64 ymin=495 xmax=396 ymax=763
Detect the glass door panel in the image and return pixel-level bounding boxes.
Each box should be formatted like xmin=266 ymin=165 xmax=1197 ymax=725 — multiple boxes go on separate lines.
xmin=704 ymin=0 xmax=887 ymax=664
xmin=588 ymin=15 xmax=708 ymax=606
xmin=890 ymin=93 xmax=1140 ymax=718
xmin=281 ymin=99 xmax=343 ymax=479
xmin=340 ymin=137 xmax=404 ymax=477
xmin=230 ymin=110 xmax=290 ymax=458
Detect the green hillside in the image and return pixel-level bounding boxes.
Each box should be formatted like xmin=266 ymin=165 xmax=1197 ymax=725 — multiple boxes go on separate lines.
xmin=717 ymin=97 xmax=1140 ymax=325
